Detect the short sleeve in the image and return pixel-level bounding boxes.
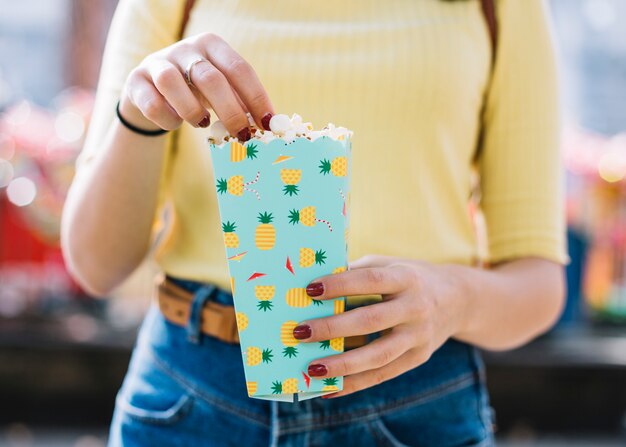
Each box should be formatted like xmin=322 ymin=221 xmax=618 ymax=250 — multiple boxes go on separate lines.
xmin=75 ymin=0 xmax=187 ymax=228
xmin=477 ymin=0 xmax=569 ymax=265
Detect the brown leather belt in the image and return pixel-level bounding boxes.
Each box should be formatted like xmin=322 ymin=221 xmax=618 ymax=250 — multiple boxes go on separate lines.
xmin=155 ymin=274 xmax=379 ymax=349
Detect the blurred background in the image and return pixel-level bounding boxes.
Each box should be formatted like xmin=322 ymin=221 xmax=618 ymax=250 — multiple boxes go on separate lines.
xmin=1 ymin=0 xmax=626 ymax=445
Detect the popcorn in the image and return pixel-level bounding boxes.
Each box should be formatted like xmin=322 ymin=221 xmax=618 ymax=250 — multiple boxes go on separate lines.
xmin=246 ymin=112 xmax=256 ymax=127
xmin=269 ymin=114 xmax=291 ymax=135
xmin=207 ymin=120 xmax=229 ymax=144
xmin=207 ymin=113 xmax=353 ymax=146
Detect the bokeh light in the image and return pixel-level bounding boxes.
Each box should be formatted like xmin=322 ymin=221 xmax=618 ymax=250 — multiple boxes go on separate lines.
xmin=5 ymin=100 xmax=31 ymax=126
xmin=0 ymin=159 xmax=14 ymax=187
xmin=0 ymin=134 xmax=16 ymax=159
xmin=6 ymin=176 xmax=37 ymax=206
xmin=583 ymin=0 xmax=615 ymax=31
xmin=598 ymin=151 xmax=626 ymax=183
xmin=55 ymin=110 xmax=85 ymax=143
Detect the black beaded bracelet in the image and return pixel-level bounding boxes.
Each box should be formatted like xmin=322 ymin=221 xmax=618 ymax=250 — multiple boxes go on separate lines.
xmin=116 ymin=100 xmax=168 ymax=136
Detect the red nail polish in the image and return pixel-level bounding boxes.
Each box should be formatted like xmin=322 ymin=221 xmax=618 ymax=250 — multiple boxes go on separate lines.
xmin=308 ymin=364 xmax=327 ymax=377
xmin=293 ymin=324 xmax=311 ymax=339
xmin=261 ymin=113 xmax=273 ymax=131
xmin=198 ymin=115 xmax=210 ymax=128
xmin=306 ymin=282 xmax=324 ymax=297
xmin=237 ymin=127 xmax=251 ymax=142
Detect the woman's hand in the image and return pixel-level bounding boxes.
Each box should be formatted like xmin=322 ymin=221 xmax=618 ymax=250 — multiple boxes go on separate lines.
xmin=119 ymin=32 xmax=274 ymax=138
xmin=292 ymin=255 xmax=468 ymax=399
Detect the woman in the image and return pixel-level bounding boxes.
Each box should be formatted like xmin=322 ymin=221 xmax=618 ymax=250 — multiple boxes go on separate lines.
xmin=61 ymin=0 xmax=567 ymax=445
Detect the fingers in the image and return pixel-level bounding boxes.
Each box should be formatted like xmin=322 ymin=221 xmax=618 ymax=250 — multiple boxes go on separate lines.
xmin=126 ymin=71 xmax=182 ymax=131
xmin=348 ymin=254 xmax=397 ymax=270
xmin=309 ymin=330 xmax=411 ymax=378
xmin=147 ymin=60 xmax=211 ymax=128
xmin=295 ymin=300 xmax=407 ymax=341
xmin=185 ymin=56 xmax=251 ymax=139
xmin=201 ymin=33 xmax=274 ymax=129
xmin=307 ymin=265 xmax=414 ymax=300
xmin=325 ymin=347 xmax=430 ymax=399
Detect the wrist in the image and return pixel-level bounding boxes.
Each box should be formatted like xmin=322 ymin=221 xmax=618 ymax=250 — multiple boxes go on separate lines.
xmin=119 ymin=93 xmax=164 ymax=132
xmin=438 ymin=263 xmax=477 ymax=339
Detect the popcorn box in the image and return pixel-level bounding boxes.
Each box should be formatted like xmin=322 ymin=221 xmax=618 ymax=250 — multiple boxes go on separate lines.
xmin=208 ymin=133 xmax=351 ymax=402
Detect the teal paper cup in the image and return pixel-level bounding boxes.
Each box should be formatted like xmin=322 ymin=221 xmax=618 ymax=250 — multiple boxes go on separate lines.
xmin=209 ymin=133 xmax=352 ymax=402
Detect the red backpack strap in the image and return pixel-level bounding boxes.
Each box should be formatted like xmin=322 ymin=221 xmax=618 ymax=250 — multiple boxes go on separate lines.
xmin=473 ymin=0 xmax=498 ymax=163
xmin=480 ymin=0 xmax=498 ymax=62
xmin=178 ymin=0 xmax=197 ymax=40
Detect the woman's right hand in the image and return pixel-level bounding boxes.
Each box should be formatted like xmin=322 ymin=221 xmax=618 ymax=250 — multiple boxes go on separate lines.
xmin=119 ymin=32 xmax=274 ymax=141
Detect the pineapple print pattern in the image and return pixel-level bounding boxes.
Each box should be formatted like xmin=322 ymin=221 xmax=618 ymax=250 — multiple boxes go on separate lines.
xmin=236 ymin=312 xmax=249 ymax=331
xmin=280 ymin=168 xmax=302 ymax=196
xmin=255 ymin=285 xmax=275 ymax=311
xmin=288 ymin=206 xmax=333 ymax=232
xmin=320 ymin=338 xmax=344 ymax=352
xmin=246 ymin=346 xmax=274 ymax=366
xmin=319 ymin=157 xmax=348 ymax=177
xmin=255 ymin=212 xmax=276 ymax=250
xmin=247 ymin=381 xmax=258 ymax=396
xmin=299 ymin=248 xmax=327 ymax=267
xmin=222 ymin=221 xmax=239 ymax=248
xmin=216 ymin=171 xmax=261 ymax=199
xmin=209 ymin=135 xmax=351 ymax=401
xmin=322 ymin=377 xmax=339 ymax=391
xmin=280 ymin=320 xmax=300 ymax=358
xmin=286 ymin=288 xmax=312 ymax=308
xmin=230 ymin=141 xmax=258 ymax=162
xmin=271 ymin=378 xmax=299 ymax=395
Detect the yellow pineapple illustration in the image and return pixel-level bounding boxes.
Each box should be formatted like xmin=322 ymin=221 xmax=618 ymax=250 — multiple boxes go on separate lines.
xmin=320 ymin=337 xmax=344 ymax=352
xmin=246 ymin=381 xmax=258 ymax=397
xmin=299 ymin=248 xmax=327 ymax=268
xmin=285 ymin=288 xmax=312 ymax=308
xmin=255 ymin=285 xmax=275 ymax=311
xmin=280 ymin=321 xmax=300 ymax=358
xmin=245 ymin=346 xmax=273 ymax=366
xmin=216 ymin=171 xmax=260 ymax=199
xmin=334 ymin=299 xmax=345 ymax=315
xmin=255 ymin=212 xmax=276 ymax=250
xmin=288 ymin=206 xmax=333 ymax=231
xmin=217 ymin=175 xmax=243 ymax=196
xmin=230 ymin=141 xmax=258 ymax=162
xmin=322 ymin=377 xmax=339 ymax=391
xmin=319 ymin=156 xmax=347 ymax=177
xmin=332 ymin=266 xmax=347 ymax=274
xmin=230 ymin=276 xmax=235 ymax=295
xmin=271 ymin=378 xmax=299 ymax=395
xmin=280 ymin=169 xmax=302 ymax=196
xmin=222 ymin=221 xmax=239 ymax=248
xmin=236 ymin=312 xmax=248 ymax=331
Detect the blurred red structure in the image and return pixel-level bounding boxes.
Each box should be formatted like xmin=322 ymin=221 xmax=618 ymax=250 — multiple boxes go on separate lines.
xmin=0 ymin=89 xmax=94 ymax=309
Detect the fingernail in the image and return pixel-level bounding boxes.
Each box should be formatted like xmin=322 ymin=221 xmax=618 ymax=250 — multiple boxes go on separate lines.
xmin=293 ymin=324 xmax=311 ymax=340
xmin=261 ymin=113 xmax=273 ymax=131
xmin=237 ymin=127 xmax=251 ymax=142
xmin=306 ymin=282 xmax=324 ymax=297
xmin=198 ymin=115 xmax=210 ymax=128
xmin=308 ymin=364 xmax=327 ymax=377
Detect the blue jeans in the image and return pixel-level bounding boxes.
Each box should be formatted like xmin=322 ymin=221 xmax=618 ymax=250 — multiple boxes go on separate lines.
xmin=108 ymin=276 xmax=496 ymax=447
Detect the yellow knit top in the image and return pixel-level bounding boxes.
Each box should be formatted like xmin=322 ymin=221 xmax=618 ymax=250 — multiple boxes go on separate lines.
xmin=77 ymin=0 xmax=568 ymax=293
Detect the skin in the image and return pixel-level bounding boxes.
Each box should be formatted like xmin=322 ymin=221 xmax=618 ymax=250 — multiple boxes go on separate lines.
xmin=298 ymin=255 xmax=565 ymax=399
xmin=61 ymin=33 xmax=274 ymax=296
xmin=61 ymin=32 xmax=565 ymax=398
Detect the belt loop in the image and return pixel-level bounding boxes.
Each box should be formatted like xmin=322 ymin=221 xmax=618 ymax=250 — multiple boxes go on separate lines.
xmin=187 ymin=284 xmax=216 ymax=344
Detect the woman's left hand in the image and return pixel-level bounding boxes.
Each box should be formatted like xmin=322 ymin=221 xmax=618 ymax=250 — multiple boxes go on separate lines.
xmin=292 ymin=254 xmax=469 ymax=399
